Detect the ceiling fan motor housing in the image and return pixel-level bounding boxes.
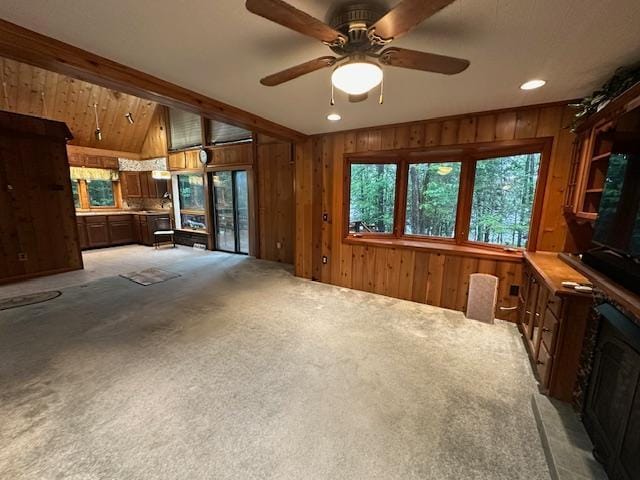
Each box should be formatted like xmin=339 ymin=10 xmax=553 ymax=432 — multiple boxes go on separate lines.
xmin=328 ymin=2 xmax=387 ymax=54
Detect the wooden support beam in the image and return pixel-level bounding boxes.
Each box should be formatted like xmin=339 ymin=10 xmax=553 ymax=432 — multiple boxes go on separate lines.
xmin=0 ymin=19 xmax=307 ymax=143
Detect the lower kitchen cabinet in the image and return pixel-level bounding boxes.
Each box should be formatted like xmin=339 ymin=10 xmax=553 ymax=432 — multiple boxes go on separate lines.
xmin=107 ymin=216 xmax=134 ymax=245
xmin=85 ymin=216 xmax=110 ymax=248
xmin=76 ymin=213 xmax=170 ymax=249
xmin=76 ymin=219 xmax=89 ymax=249
xmin=519 ymin=252 xmax=593 ymax=402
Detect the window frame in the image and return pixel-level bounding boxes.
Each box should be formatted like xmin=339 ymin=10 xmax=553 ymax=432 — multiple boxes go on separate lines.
xmin=343 ymin=156 xmax=403 ymax=239
xmin=73 ymin=179 xmax=121 ymax=210
xmin=343 ymin=138 xmax=552 ymax=253
xmin=86 ymin=179 xmax=117 ymax=208
xmin=172 ymin=172 xmax=207 ymax=233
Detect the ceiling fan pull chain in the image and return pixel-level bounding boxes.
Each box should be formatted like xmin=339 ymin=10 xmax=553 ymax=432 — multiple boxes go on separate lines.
xmin=330 ymin=80 xmax=335 ymax=106
xmin=379 ymin=76 xmax=384 ymax=105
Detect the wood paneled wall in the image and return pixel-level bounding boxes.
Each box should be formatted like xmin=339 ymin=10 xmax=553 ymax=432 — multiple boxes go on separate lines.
xmin=0 ymin=111 xmax=82 ymax=283
xmin=140 ymin=106 xmax=168 ymax=159
xmin=294 ymin=103 xmax=576 ymax=321
xmin=257 ymin=139 xmax=295 ymax=264
xmin=1 ymin=57 xmax=159 ymax=153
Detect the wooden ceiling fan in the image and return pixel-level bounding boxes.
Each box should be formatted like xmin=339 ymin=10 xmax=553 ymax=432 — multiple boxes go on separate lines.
xmin=246 ymin=0 xmax=470 ymax=102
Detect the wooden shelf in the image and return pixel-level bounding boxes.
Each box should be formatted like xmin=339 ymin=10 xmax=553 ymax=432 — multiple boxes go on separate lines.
xmin=591 ymin=152 xmax=611 ymax=162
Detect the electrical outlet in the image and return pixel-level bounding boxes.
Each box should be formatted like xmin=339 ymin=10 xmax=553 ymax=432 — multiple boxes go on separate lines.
xmin=509 ymin=285 xmax=520 ymax=297
xmin=276 ymin=242 xmax=282 ymax=249
xmin=17 ymin=252 xmax=28 ymax=261
xmin=321 ymin=256 xmax=328 ymax=264
xmin=322 ymin=213 xmax=328 ymax=222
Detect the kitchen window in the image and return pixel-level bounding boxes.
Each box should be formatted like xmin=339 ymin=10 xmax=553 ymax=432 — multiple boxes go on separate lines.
xmin=344 ymin=139 xmax=550 ymax=252
xmin=87 ymin=180 xmax=116 ymax=207
xmin=70 ymin=167 xmax=120 ymax=210
xmin=71 ymin=180 xmax=81 ymax=208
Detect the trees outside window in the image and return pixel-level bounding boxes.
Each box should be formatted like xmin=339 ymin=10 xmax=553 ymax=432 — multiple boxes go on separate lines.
xmin=344 ymin=140 xmax=548 ymax=251
xmin=87 ymin=180 xmax=115 ymax=207
xmin=349 ymin=163 xmax=397 ymax=233
xmin=176 ymin=174 xmax=206 ymax=232
xmin=405 ymin=162 xmax=461 ymax=238
xmin=469 ymin=153 xmax=541 ymax=248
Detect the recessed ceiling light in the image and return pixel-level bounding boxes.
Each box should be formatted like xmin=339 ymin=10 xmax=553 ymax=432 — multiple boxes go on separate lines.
xmin=520 ymin=79 xmax=546 ymax=90
xmin=327 ymin=113 xmax=342 ymax=121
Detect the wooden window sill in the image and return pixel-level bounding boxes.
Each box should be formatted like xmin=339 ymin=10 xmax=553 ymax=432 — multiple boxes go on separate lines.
xmin=344 ymin=236 xmax=524 ymax=262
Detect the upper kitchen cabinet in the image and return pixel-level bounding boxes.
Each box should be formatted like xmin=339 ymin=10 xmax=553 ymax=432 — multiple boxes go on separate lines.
xmin=121 ymin=171 xmax=168 ymax=199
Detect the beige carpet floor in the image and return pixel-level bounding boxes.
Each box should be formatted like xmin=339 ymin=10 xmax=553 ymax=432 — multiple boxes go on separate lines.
xmin=0 ymin=250 xmax=549 ymax=479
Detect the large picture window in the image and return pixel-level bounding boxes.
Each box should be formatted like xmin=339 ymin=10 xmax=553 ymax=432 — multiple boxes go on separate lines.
xmin=344 ymin=140 xmax=548 ymax=252
xmin=349 ymin=163 xmax=397 ymax=234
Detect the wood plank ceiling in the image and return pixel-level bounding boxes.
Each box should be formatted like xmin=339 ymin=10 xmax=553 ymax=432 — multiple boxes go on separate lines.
xmin=0 ymin=57 xmax=158 ymax=153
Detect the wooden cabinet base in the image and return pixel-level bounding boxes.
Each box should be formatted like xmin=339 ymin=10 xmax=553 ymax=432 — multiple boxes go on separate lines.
xmin=77 ymin=213 xmax=170 ymax=249
xmin=519 ymin=252 xmax=592 ymax=402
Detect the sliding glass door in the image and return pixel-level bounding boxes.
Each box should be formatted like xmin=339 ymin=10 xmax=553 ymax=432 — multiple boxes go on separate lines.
xmin=211 ymin=170 xmax=249 ymax=254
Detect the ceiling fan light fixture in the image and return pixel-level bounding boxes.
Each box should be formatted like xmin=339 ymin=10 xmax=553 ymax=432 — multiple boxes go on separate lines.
xmin=331 ymin=61 xmax=383 ymax=96
xmin=327 ymin=113 xmax=342 ymax=121
xmin=520 ymin=79 xmax=546 ymax=90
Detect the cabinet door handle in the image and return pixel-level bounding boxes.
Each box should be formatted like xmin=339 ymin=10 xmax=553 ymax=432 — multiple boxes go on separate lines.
xmin=536 ymin=360 xmax=544 ymax=365
xmin=542 ymin=327 xmax=551 ymax=333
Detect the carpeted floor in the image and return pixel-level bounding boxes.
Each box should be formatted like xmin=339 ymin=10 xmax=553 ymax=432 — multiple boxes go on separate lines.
xmin=0 ymin=250 xmax=549 ymax=480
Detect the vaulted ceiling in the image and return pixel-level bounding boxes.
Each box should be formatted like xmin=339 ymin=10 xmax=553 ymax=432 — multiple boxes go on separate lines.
xmin=0 ymin=57 xmax=158 ymax=152
xmin=1 ymin=0 xmax=640 ymax=135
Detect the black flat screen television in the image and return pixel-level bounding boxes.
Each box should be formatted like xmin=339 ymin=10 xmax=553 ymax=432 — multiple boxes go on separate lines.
xmin=583 ymin=107 xmax=640 ymax=293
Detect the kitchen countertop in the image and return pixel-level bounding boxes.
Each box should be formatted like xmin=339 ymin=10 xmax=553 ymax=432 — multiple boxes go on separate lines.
xmin=76 ymin=210 xmax=170 ymax=217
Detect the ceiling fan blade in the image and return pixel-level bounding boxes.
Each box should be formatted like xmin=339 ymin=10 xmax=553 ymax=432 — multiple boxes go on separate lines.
xmin=369 ymin=0 xmax=456 ymax=41
xmin=260 ymin=56 xmax=337 ymax=86
xmin=246 ymin=0 xmax=347 ymax=46
xmin=379 ymin=47 xmax=469 ymax=75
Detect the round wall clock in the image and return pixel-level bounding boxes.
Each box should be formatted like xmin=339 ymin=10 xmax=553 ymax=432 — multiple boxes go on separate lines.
xmin=198 ymin=148 xmax=209 ymax=165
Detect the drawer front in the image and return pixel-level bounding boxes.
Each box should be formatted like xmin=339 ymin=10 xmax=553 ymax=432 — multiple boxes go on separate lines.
xmin=536 ymin=343 xmax=553 ymax=388
xmin=84 ymin=215 xmax=107 ymax=224
xmin=547 ymin=295 xmax=563 ymax=318
xmin=107 ymin=215 xmax=132 ymax=223
xmin=542 ymin=307 xmax=560 ymax=354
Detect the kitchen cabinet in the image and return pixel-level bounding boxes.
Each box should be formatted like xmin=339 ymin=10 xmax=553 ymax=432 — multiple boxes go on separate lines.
xmin=519 ymin=252 xmax=592 ymax=402
xmin=168 ymin=150 xmax=202 ymax=171
xmin=85 ymin=216 xmax=109 ymax=248
xmin=107 ymin=215 xmax=134 ymax=245
xmin=121 ymin=171 xmax=142 ymax=198
xmin=67 ymin=153 xmax=119 ymax=169
xmin=121 ymin=171 xmax=168 ymax=199
xmin=76 ymin=219 xmax=89 ymax=249
xmin=76 ymin=213 xmax=171 ymax=249
xmin=168 ymin=152 xmax=186 ymax=170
